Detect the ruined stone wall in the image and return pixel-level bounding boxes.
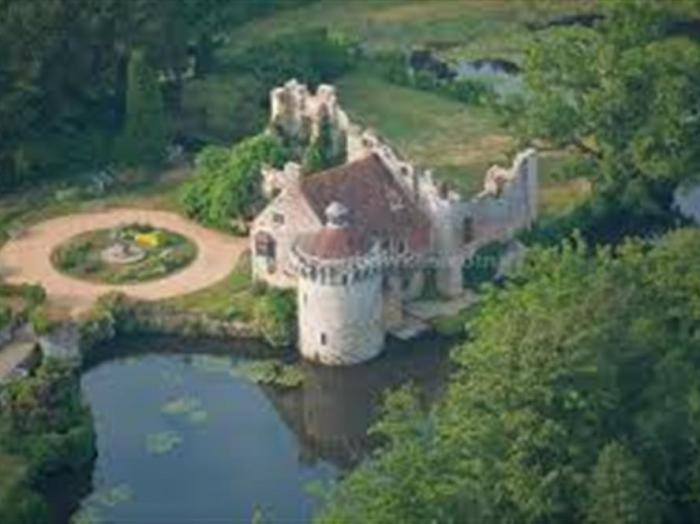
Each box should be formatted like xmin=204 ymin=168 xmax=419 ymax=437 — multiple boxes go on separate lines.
xmin=470 ymin=148 xmax=538 ymax=244
xmin=298 ymin=273 xmax=384 ymax=365
xmin=270 ymin=79 xmax=349 ymax=158
xmin=251 ymin=182 xmax=322 ymax=288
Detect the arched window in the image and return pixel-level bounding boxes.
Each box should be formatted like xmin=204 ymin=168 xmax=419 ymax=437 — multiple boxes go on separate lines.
xmin=255 ymin=231 xmax=276 ymax=258
xmin=254 ymin=231 xmax=277 ymax=273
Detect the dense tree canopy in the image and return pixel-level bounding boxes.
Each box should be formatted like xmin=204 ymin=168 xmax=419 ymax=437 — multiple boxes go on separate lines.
xmin=0 ymin=0 xmax=315 ymax=189
xmin=515 ymin=0 xmax=700 ymax=214
xmin=180 ymin=133 xmax=289 ymax=229
xmin=319 ymin=228 xmax=700 ymax=523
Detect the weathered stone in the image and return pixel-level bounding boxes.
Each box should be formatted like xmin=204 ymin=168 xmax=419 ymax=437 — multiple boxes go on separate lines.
xmin=252 ymin=80 xmax=540 ymax=366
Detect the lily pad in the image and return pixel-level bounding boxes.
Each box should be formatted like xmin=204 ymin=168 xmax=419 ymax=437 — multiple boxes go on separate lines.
xmin=192 ymin=355 xmax=234 ymax=374
xmin=70 ymin=506 xmax=104 ymax=524
xmin=146 ymin=431 xmax=183 ymax=455
xmin=230 ymin=360 xmax=305 ymax=389
xmin=161 ymin=396 xmax=202 ymax=416
xmin=187 ymin=409 xmax=210 ymax=425
xmin=93 ymin=483 xmax=133 ymax=508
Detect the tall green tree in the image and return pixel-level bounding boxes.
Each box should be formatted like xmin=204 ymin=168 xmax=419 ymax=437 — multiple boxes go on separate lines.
xmin=120 ymin=49 xmax=168 ymax=166
xmin=318 ymin=228 xmax=700 ymax=523
xmin=180 ymin=133 xmax=289 ymax=228
xmin=586 ymin=442 xmax=658 ymax=524
xmin=515 ymin=0 xmax=700 ymax=212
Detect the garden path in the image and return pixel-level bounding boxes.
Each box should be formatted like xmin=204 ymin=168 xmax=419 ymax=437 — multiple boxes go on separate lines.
xmin=0 ymin=209 xmax=247 ymax=316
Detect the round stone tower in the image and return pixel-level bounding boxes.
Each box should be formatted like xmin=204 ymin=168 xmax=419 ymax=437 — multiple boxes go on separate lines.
xmin=291 ymin=202 xmax=384 ymax=366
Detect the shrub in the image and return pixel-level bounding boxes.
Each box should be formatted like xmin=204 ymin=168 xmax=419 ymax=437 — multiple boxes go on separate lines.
xmin=462 ymin=241 xmax=507 ymax=290
xmin=441 ymin=78 xmax=495 ymax=105
xmin=180 ymin=133 xmax=290 ymax=229
xmin=0 ymin=483 xmax=49 ymax=524
xmin=19 ymin=284 xmax=46 ymax=308
xmin=1 ymin=360 xmax=96 ymax=485
xmin=369 ymin=51 xmax=411 ymax=85
xmin=28 ymin=306 xmax=59 ymax=336
xmin=53 ymin=240 xmax=92 ymax=271
xmin=226 ymin=28 xmax=355 ymax=88
xmin=0 ymin=301 xmax=11 ymax=330
xmin=252 ymin=290 xmax=296 ymax=348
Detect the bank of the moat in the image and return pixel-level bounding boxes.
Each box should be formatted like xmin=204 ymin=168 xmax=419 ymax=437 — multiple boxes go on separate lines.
xmin=45 ymin=334 xmax=452 ymax=523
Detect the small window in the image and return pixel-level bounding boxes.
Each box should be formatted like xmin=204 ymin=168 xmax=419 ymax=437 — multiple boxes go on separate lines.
xmin=341 ymin=274 xmax=348 ymax=285
xmin=272 ymin=212 xmax=285 ymax=225
xmin=304 ymin=293 xmax=308 ymax=304
xmin=320 ymin=333 xmax=327 ymax=345
xmin=463 ymin=217 xmax=474 ymax=244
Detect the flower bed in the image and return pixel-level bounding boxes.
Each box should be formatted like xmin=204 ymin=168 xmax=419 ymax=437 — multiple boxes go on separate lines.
xmin=51 ymin=223 xmax=197 ymax=285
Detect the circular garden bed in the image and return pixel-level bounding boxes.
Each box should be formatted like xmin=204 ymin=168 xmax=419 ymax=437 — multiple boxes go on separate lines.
xmin=51 ymin=223 xmax=197 ymax=285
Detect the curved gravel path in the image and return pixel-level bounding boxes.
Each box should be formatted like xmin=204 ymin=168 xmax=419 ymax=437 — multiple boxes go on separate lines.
xmin=0 ymin=209 xmax=247 ymax=315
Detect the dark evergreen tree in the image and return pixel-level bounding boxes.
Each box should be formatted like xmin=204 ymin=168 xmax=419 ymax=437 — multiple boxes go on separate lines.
xmin=120 ymin=49 xmax=168 ymax=166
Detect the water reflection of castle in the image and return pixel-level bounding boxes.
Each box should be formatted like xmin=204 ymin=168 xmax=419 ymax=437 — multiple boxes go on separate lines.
xmin=265 ymin=339 xmax=452 ymax=469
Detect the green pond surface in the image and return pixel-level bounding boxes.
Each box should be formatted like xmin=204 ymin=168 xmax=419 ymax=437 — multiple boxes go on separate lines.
xmin=48 ymin=335 xmax=452 ymax=523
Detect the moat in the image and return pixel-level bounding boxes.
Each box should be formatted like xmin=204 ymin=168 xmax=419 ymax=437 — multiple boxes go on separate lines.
xmin=48 ymin=335 xmax=452 ymax=523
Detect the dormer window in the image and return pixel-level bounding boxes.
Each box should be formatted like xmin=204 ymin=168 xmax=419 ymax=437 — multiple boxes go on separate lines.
xmin=396 ymin=240 xmax=406 ymax=254
xmin=272 ymin=212 xmax=285 ymax=225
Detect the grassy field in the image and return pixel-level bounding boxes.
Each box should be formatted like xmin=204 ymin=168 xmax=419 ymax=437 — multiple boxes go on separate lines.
xmin=163 ymin=251 xmax=256 ymax=320
xmin=338 ymin=70 xmax=514 ymax=196
xmin=338 ymin=70 xmax=590 ymax=210
xmin=222 ymin=0 xmax=594 ymax=64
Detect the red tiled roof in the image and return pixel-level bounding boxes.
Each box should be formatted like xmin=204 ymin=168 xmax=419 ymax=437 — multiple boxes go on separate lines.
xmin=296 ymin=227 xmax=370 ymax=259
xmin=300 ymin=154 xmax=430 ymax=242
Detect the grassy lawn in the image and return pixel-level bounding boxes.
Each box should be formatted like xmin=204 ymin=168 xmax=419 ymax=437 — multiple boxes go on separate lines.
xmin=163 ymin=251 xmax=256 ymax=320
xmin=338 ymin=70 xmax=513 ymax=196
xmin=338 ymin=70 xmax=590 ymax=212
xmin=222 ymin=0 xmax=594 ymax=64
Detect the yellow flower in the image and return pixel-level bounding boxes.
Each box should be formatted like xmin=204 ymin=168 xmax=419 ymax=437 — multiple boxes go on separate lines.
xmin=135 ymin=232 xmax=161 ymax=249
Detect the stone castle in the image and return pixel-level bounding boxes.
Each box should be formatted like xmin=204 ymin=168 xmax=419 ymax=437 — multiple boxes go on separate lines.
xmin=251 ymin=80 xmax=538 ymax=366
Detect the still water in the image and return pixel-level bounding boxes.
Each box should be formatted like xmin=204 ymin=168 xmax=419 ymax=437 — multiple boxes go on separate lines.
xmin=55 ymin=335 xmax=452 ymax=523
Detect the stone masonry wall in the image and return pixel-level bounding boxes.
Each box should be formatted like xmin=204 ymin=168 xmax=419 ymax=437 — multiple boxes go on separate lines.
xmin=251 ymin=179 xmax=322 ymax=288
xmin=298 ymin=274 xmax=384 ymax=365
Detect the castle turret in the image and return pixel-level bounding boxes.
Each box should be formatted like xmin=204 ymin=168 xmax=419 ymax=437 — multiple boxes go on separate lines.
xmin=291 ymin=202 xmax=384 ymax=365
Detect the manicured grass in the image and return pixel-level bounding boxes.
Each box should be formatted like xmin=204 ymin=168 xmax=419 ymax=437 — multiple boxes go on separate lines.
xmin=163 ymin=251 xmax=256 ymax=320
xmin=338 ymin=71 xmax=513 ymax=196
